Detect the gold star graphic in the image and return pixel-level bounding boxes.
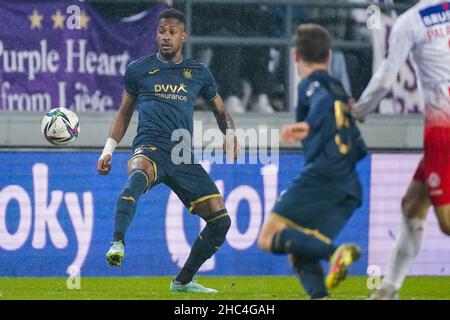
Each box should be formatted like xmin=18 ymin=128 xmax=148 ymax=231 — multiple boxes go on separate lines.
xmin=29 ymin=9 xmax=43 ymax=30
xmin=51 ymin=10 xmax=66 ymax=29
xmin=80 ymin=11 xmax=90 ymax=29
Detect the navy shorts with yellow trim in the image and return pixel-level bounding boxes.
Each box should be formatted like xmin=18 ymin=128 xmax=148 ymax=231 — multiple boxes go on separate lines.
xmin=272 ymin=176 xmax=361 ymax=243
xmin=129 ymin=145 xmax=222 ymax=214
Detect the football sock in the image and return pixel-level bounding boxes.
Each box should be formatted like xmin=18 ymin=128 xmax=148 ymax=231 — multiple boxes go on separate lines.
xmin=113 ymin=170 xmax=149 ymax=243
xmin=291 ymin=255 xmax=328 ymax=299
xmin=270 ymin=228 xmax=336 ymax=260
xmin=175 ymin=209 xmax=231 ymax=284
xmin=383 ymin=217 xmax=425 ymax=290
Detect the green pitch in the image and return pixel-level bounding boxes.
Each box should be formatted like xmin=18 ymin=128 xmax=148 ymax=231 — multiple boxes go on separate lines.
xmin=0 ymin=276 xmax=448 ymax=300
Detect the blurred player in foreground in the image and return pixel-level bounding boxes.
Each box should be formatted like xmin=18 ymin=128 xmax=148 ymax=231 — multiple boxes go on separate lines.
xmin=97 ymin=8 xmax=238 ymax=293
xmin=258 ymin=24 xmax=368 ymax=299
xmin=352 ymin=0 xmax=450 ymax=300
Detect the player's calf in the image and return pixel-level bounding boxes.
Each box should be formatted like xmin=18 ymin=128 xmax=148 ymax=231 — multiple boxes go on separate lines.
xmin=290 ymin=255 xmax=329 ymax=299
xmin=107 ymin=169 xmax=151 ymax=267
xmin=175 ymin=209 xmax=231 ymax=285
xmin=113 ymin=169 xmax=150 ymax=242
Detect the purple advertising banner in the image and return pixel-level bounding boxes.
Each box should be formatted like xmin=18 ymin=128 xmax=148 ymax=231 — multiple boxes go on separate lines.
xmin=0 ymin=0 xmax=167 ymax=111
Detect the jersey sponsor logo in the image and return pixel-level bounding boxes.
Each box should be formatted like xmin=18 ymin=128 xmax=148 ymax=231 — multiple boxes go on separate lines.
xmin=154 ymin=83 xmax=188 ymax=101
xmin=426 ymin=24 xmax=450 ymax=41
xmin=420 ymin=2 xmax=450 ymax=28
xmin=154 ymin=83 xmax=188 ymax=94
xmin=182 ymin=68 xmax=192 ymax=79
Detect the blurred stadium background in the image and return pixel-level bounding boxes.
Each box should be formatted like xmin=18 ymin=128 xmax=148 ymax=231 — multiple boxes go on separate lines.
xmin=0 ymin=0 xmax=449 ymax=299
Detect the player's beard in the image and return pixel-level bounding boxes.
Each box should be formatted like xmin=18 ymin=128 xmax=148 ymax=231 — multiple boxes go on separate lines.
xmin=159 ymin=49 xmax=176 ymax=59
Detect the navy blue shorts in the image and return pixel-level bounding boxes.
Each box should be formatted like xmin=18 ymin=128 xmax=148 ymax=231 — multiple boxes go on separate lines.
xmin=129 ymin=145 xmax=221 ymax=214
xmin=272 ymin=176 xmax=361 ymax=243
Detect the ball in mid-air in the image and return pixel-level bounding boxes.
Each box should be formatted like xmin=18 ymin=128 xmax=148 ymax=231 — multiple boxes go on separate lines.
xmin=41 ymin=107 xmax=80 ymax=146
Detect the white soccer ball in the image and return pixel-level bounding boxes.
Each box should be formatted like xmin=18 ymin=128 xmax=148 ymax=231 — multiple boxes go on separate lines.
xmin=41 ymin=107 xmax=80 ymax=146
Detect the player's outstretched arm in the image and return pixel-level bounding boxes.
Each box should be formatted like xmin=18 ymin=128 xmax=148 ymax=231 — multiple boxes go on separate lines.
xmin=97 ymin=91 xmax=136 ymax=175
xmin=281 ymin=122 xmax=310 ymax=142
xmin=207 ymin=94 xmax=241 ymax=161
xmin=352 ymin=13 xmax=415 ymax=121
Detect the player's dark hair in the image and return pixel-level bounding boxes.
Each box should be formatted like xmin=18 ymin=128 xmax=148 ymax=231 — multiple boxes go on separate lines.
xmin=295 ymin=24 xmax=331 ymax=63
xmin=158 ymin=8 xmax=186 ymax=25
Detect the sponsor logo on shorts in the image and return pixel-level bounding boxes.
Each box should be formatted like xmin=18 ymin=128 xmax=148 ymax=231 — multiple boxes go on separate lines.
xmin=427 ymin=172 xmax=441 ymax=188
xmin=430 ymin=189 xmax=443 ymax=196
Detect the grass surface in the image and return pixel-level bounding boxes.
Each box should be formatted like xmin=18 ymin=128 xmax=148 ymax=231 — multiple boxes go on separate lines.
xmin=0 ymin=276 xmax=448 ymax=300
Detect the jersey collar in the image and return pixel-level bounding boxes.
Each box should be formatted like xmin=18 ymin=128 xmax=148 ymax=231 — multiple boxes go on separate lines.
xmin=157 ymin=52 xmax=184 ymax=65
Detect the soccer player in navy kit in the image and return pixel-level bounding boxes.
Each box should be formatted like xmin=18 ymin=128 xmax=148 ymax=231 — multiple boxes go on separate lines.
xmin=258 ymin=24 xmax=368 ymax=299
xmin=97 ymin=9 xmax=237 ymax=293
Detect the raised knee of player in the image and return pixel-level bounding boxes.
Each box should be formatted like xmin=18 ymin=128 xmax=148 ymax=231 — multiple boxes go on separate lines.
xmin=117 ymin=169 xmax=150 ymax=205
xmin=257 ymin=228 xmax=274 ymax=252
xmin=258 ymin=216 xmax=288 ymax=252
xmin=257 ymin=238 xmax=272 ymax=252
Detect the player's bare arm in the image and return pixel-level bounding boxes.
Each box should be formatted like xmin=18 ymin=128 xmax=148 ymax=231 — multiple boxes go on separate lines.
xmin=97 ymin=91 xmax=135 ymax=175
xmin=280 ymin=122 xmax=310 ymax=142
xmin=207 ymin=94 xmax=241 ymax=160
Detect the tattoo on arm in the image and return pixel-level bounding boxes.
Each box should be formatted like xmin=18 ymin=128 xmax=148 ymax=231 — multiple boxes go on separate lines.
xmin=210 ymin=97 xmax=240 ymax=160
xmin=214 ymin=108 xmax=235 ymax=135
xmin=209 ymin=96 xmax=235 ymax=134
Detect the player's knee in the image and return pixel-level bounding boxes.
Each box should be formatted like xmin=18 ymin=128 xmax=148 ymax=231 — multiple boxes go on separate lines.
xmin=128 ymin=158 xmax=155 ymax=183
xmin=257 ymin=236 xmax=267 ymax=251
xmin=401 ymin=196 xmax=413 ymax=217
xmin=402 ymin=196 xmax=424 ymax=219
xmin=208 ymin=213 xmax=231 ymax=245
xmin=257 ymin=233 xmax=272 ymax=252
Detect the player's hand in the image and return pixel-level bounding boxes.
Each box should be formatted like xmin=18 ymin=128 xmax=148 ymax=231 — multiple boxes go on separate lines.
xmin=223 ymin=135 xmax=241 ymax=163
xmin=280 ymin=125 xmax=298 ymax=142
xmin=349 ymin=99 xmax=366 ymax=123
xmin=348 ymin=98 xmax=356 ymax=109
xmin=281 ymin=123 xmax=309 ymax=142
xmin=97 ymin=154 xmax=112 ymax=175
xmin=352 ymin=115 xmax=366 ymax=123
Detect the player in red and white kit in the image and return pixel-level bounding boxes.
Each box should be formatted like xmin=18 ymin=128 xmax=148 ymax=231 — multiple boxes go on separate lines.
xmin=352 ymin=0 xmax=450 ymax=300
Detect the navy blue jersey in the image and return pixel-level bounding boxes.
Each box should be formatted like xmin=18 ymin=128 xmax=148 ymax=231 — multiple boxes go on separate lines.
xmin=124 ymin=54 xmax=217 ymax=152
xmin=296 ymin=70 xmax=368 ymax=199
